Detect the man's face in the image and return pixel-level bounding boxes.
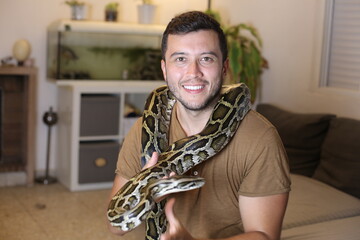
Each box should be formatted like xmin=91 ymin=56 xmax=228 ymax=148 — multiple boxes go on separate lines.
xmin=161 ymin=30 xmax=228 ymax=111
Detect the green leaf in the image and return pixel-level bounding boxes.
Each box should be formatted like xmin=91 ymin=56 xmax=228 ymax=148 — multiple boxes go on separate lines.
xmin=239 ymin=23 xmax=263 ymax=47
xmin=228 ymin=40 xmax=241 ymax=83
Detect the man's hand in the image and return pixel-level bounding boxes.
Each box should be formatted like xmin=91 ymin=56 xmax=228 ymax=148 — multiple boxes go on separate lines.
xmin=160 ymin=198 xmax=195 ymax=240
xmin=143 ymin=152 xmax=159 ymax=169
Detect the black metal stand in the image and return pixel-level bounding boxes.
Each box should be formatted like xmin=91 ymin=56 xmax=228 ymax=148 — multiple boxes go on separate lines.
xmin=36 ymin=107 xmax=58 ymax=185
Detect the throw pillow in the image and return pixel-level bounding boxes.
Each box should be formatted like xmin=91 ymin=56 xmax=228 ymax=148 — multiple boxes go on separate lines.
xmin=256 ymin=104 xmax=335 ymax=176
xmin=313 ymin=117 xmax=360 ymax=198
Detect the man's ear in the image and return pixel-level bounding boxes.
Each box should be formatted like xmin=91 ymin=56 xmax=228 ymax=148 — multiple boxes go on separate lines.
xmin=161 ymin=59 xmax=167 ymax=81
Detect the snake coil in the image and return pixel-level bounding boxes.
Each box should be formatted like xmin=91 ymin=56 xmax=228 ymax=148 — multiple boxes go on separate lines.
xmin=107 ymin=83 xmax=251 ymax=240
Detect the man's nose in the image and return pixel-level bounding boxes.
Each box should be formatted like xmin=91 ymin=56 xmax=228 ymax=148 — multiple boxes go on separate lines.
xmin=186 ymin=61 xmax=203 ymax=78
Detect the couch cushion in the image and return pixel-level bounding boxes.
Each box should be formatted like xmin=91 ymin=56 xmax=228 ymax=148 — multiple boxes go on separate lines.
xmin=256 ymin=104 xmax=335 ymax=176
xmin=313 ymin=117 xmax=360 ymax=198
xmin=283 ymin=174 xmax=360 ymax=230
xmin=282 ymin=215 xmax=360 ymax=240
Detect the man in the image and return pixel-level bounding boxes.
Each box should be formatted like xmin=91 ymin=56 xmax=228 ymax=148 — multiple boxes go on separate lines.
xmin=108 ymin=11 xmax=291 ymax=240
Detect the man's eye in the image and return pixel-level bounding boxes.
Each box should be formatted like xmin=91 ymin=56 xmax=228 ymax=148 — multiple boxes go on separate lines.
xmin=201 ymin=56 xmax=214 ymax=64
xmin=176 ymin=57 xmax=186 ymax=62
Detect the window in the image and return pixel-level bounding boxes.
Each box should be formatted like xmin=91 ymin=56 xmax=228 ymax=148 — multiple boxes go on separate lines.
xmin=320 ymin=0 xmax=360 ymax=90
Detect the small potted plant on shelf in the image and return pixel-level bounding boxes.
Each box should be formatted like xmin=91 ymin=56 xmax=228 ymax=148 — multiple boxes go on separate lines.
xmin=65 ymin=1 xmax=86 ymax=20
xmin=105 ymin=2 xmax=119 ymax=22
xmin=136 ymin=0 xmax=156 ymax=24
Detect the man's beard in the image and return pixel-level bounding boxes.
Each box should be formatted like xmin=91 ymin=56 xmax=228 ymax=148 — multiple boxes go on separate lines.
xmin=166 ymin=79 xmax=223 ymax=112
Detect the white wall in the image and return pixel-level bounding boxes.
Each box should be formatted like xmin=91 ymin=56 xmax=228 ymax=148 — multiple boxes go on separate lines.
xmin=214 ymin=0 xmax=360 ymax=118
xmin=0 ymin=0 xmax=359 ymax=174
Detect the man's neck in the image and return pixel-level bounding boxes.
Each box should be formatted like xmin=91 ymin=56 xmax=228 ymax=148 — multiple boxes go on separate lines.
xmin=175 ymin=102 xmax=215 ymax=136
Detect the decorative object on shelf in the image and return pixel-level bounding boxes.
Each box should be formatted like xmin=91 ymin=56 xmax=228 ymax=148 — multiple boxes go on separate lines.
xmin=12 ymin=39 xmax=31 ymax=66
xmin=105 ymin=2 xmax=119 ymax=22
xmin=35 ymin=107 xmax=58 ymax=185
xmin=1 ymin=56 xmax=17 ymax=66
xmin=23 ymin=58 xmax=35 ymax=67
xmin=65 ymin=1 xmax=86 ymax=20
xmin=206 ymin=5 xmax=268 ymax=103
xmin=137 ymin=0 xmax=156 ymax=24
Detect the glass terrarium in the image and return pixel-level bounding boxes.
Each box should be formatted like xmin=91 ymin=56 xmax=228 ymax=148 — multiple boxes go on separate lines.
xmin=47 ymin=20 xmax=165 ymax=80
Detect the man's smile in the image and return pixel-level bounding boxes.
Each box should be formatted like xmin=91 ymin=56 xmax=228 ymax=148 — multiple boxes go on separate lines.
xmin=183 ymin=85 xmax=205 ymax=91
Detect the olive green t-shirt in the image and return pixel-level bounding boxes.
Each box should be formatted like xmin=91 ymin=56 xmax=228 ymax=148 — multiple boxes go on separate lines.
xmin=115 ymin=108 xmax=291 ymax=239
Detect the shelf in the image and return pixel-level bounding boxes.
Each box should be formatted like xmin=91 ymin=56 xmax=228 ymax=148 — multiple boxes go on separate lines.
xmin=56 ymin=80 xmax=165 ymax=90
xmin=79 ymin=135 xmax=120 ymax=142
xmin=48 ymin=19 xmax=166 ymax=35
xmin=56 ymin=80 xmax=162 ymax=191
xmin=0 ymin=66 xmax=37 ymax=185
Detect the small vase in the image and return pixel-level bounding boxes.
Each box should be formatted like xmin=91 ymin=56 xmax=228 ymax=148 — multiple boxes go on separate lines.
xmin=137 ymin=4 xmax=156 ymax=24
xmin=71 ymin=5 xmax=86 ymax=20
xmin=105 ymin=10 xmax=118 ymax=22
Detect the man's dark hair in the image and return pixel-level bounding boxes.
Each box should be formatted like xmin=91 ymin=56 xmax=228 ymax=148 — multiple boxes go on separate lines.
xmin=161 ymin=11 xmax=228 ymax=62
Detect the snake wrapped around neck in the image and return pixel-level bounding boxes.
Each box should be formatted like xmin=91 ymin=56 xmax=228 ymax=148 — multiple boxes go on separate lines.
xmin=107 ymin=83 xmax=251 ymax=240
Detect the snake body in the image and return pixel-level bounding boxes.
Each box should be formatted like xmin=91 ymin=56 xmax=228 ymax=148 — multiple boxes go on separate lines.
xmin=107 ymin=83 xmax=251 ymax=239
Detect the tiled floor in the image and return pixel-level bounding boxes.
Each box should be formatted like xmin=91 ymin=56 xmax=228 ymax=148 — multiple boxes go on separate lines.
xmin=0 ymin=183 xmax=145 ymax=240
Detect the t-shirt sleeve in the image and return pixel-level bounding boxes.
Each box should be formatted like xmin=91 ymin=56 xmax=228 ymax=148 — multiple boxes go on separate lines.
xmin=115 ymin=117 xmax=143 ymax=180
xmin=238 ymin=125 xmax=291 ymax=197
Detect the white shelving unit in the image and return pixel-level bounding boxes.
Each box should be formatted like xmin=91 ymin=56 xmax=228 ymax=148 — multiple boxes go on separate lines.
xmin=56 ymin=80 xmax=163 ymax=191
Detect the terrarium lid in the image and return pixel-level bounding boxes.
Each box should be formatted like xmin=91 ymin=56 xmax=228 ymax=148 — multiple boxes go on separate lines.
xmin=48 ymin=19 xmax=165 ymax=35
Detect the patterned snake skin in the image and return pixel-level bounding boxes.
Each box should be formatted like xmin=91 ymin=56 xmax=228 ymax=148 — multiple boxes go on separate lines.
xmin=107 ymin=83 xmax=251 ymax=240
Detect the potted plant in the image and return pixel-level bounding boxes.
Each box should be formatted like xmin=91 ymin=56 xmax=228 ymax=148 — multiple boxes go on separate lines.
xmin=206 ymin=10 xmax=268 ymax=103
xmin=136 ymin=0 xmax=156 ymax=24
xmin=65 ymin=0 xmax=84 ymax=6
xmin=65 ymin=1 xmax=86 ymax=20
xmin=105 ymin=2 xmax=119 ymax=22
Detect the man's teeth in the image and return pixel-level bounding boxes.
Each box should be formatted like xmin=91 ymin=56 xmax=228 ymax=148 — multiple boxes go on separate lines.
xmin=184 ymin=85 xmax=204 ymax=90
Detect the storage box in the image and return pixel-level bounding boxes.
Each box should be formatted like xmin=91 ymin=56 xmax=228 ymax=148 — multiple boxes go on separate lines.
xmin=80 ymin=94 xmax=120 ymax=136
xmin=78 ymin=141 xmax=120 ymax=183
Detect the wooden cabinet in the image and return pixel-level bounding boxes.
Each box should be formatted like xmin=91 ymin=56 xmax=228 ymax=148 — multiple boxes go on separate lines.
xmin=0 ymin=66 xmax=37 ymax=185
xmin=56 ymin=80 xmax=162 ymax=191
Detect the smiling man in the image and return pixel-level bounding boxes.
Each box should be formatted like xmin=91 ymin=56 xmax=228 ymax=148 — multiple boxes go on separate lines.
xmin=162 ymin=29 xmax=224 ymax=136
xmin=108 ymin=11 xmax=291 ymax=240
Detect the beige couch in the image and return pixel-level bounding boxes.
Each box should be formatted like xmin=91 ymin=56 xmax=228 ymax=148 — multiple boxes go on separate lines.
xmin=256 ymin=104 xmax=360 ymax=240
